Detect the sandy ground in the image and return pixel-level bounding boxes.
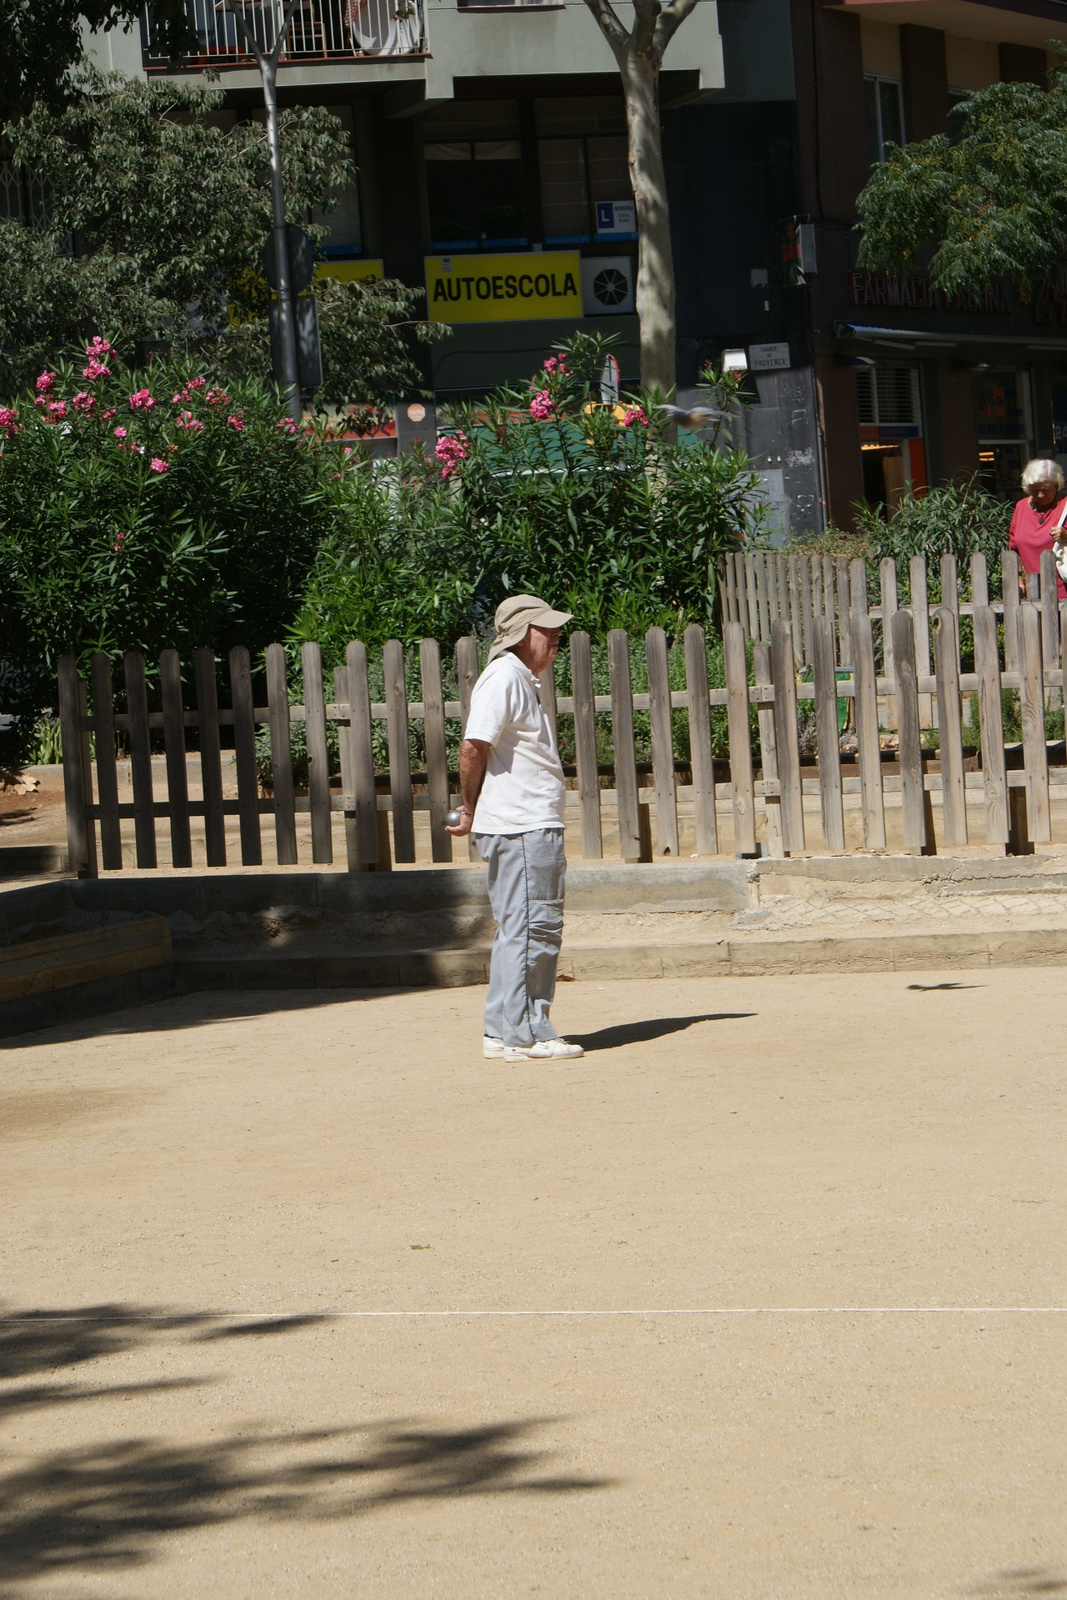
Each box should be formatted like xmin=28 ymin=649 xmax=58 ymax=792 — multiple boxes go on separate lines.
xmin=2 ymin=972 xmax=1066 ymax=1599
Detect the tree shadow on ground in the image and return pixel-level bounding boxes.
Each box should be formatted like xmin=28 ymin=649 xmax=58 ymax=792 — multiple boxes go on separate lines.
xmin=0 ymin=1305 xmax=330 ymax=1381
xmin=907 ymin=982 xmax=983 ymax=992
xmin=968 ymin=1571 xmax=1067 ymax=1597
xmin=0 ymin=1417 xmax=612 ymax=1584
xmin=0 ymin=988 xmax=411 ymax=1050
xmin=0 ymin=1304 xmax=613 ymax=1584
xmin=568 ymin=1013 xmax=756 ymax=1052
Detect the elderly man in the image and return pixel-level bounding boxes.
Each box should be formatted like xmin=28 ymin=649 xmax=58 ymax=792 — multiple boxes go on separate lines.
xmin=446 ymin=595 xmax=584 ymax=1064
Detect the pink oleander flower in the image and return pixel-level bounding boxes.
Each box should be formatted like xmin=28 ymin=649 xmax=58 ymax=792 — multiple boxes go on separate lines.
xmin=86 ymin=336 xmax=112 ymax=357
xmin=114 ymin=426 xmax=127 ymax=439
xmin=529 ymin=389 xmax=555 ymax=421
xmin=36 ymin=371 xmax=57 ymax=395
xmin=276 ymin=417 xmax=298 ymax=434
xmin=72 ymin=391 xmax=95 ymax=415
xmin=102 ymin=408 xmax=116 ymax=421
xmin=227 ymin=413 xmax=244 ymax=432
xmin=0 ymin=405 xmax=20 ymax=435
xmin=434 ymin=431 xmax=470 ymax=480
xmin=186 ymin=376 xmax=207 ymax=390
xmin=206 ymin=388 xmax=230 ymax=408
xmin=149 ymin=457 xmax=169 ymax=474
xmin=47 ymin=400 xmax=68 ymax=420
xmin=176 ymin=411 xmax=204 ymax=433
xmin=542 ymin=355 xmax=569 ymax=376
xmin=621 ymin=405 xmax=648 ymax=428
xmin=82 ymin=357 xmax=111 ymax=381
xmin=129 ymin=389 xmax=156 ymax=412
xmin=113 ymin=531 xmax=125 ymax=552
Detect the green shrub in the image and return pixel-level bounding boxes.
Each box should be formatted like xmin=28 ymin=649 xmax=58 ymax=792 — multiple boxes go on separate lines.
xmin=290 ymin=334 xmax=770 ymax=660
xmin=0 ymin=340 xmax=340 ymax=741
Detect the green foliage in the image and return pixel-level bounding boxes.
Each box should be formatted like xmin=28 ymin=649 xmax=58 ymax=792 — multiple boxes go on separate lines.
xmin=854 ymin=478 xmax=1012 ymax=586
xmin=855 ymin=60 xmax=1067 ymax=293
xmin=0 ymin=343 xmax=339 ymax=727
xmin=0 ymin=0 xmax=195 ymax=121
xmin=291 ymin=335 xmax=769 ymax=658
xmin=1 ymin=72 xmax=446 ymax=407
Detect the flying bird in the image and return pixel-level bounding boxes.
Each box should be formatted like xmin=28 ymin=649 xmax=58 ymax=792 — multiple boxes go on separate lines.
xmin=657 ymin=403 xmax=723 ymax=429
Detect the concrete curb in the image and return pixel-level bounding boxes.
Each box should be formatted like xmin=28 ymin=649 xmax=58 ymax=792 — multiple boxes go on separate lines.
xmin=173 ymin=925 xmax=1067 ymax=991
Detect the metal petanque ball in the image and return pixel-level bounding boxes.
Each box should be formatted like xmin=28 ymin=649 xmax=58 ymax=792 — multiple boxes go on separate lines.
xmin=445 ymin=808 xmax=464 ymax=829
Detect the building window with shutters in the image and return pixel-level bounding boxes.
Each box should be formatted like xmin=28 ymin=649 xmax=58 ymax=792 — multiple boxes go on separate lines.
xmin=857 ymin=363 xmax=927 ymax=511
xmin=864 ymin=75 xmax=905 ymax=165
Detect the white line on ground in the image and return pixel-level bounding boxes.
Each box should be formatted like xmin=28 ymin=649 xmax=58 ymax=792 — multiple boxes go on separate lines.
xmin=3 ymin=1308 xmax=1067 ymax=1322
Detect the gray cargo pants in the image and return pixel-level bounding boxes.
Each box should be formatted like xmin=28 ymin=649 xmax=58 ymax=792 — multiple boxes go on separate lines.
xmin=476 ymin=828 xmax=566 ymax=1048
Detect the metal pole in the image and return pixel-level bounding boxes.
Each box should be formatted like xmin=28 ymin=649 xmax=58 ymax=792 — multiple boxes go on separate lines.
xmin=226 ymin=0 xmax=302 ymax=425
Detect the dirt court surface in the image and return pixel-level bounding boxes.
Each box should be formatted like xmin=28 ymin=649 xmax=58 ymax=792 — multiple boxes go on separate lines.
xmin=2 ymin=972 xmax=1066 ymax=1600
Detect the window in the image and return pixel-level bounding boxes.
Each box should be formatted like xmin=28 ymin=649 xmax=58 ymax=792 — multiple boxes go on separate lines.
xmin=864 ymin=75 xmax=904 ymax=165
xmin=425 ymin=140 xmax=527 ymax=251
xmin=311 ymin=106 xmax=361 ymax=258
xmin=537 ymin=133 xmax=630 ymax=245
xmin=857 ymin=363 xmax=925 ymax=511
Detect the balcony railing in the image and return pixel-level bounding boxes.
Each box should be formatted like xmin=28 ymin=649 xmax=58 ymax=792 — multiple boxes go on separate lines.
xmin=141 ymin=0 xmax=425 ymax=67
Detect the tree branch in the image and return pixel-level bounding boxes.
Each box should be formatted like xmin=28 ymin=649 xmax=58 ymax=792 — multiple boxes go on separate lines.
xmin=580 ymin=0 xmax=630 ymax=62
xmin=631 ymin=0 xmax=660 ymax=60
xmin=652 ymin=0 xmax=702 ymax=63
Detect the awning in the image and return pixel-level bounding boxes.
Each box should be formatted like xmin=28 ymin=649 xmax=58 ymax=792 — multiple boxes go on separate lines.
xmin=835 ymin=321 xmax=1067 ymax=352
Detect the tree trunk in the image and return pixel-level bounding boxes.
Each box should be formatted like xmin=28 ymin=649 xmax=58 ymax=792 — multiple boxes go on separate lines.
xmin=619 ymin=46 xmax=675 ymax=396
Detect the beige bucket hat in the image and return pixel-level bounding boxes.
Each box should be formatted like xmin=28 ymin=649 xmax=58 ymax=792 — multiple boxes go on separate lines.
xmin=487 ymin=594 xmax=574 ymax=660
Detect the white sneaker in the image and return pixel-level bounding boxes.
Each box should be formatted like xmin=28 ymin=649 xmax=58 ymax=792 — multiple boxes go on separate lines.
xmin=504 ymin=1039 xmax=585 ymax=1062
xmin=483 ymin=1036 xmax=505 ymax=1059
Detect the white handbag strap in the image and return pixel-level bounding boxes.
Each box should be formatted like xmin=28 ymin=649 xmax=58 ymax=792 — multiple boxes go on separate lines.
xmin=1054 ymin=497 xmax=1067 ymax=538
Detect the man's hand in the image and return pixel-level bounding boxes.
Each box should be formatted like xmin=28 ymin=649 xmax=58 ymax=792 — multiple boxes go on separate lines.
xmin=445 ymin=807 xmax=475 ymax=837
xmin=446 ymin=738 xmax=489 ymax=835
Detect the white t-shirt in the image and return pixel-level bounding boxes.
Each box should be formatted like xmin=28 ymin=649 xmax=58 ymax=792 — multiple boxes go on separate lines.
xmin=464 ymin=652 xmax=566 ymax=833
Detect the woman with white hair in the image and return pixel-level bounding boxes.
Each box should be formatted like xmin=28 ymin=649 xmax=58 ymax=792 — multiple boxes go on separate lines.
xmin=1009 ymin=459 xmax=1067 ymax=598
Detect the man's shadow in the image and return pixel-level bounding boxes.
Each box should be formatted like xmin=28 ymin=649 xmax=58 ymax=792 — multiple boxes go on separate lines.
xmin=568 ymin=1014 xmax=755 ymax=1052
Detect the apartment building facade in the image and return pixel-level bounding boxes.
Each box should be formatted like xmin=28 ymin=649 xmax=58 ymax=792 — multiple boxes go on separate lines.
xmin=796 ymin=0 xmax=1067 ymax=527
xmin=71 ymin=0 xmax=1067 ymax=534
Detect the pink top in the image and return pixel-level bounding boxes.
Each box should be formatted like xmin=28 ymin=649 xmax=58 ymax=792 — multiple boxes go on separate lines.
xmin=1009 ymin=493 xmax=1067 ymax=599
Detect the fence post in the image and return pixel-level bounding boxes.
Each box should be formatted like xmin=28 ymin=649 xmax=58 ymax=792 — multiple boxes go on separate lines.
xmin=1040 ymin=548 xmax=1060 ymax=672
xmin=684 ymin=623 xmax=718 ymax=856
xmin=837 ymin=557 xmax=853 ymax=669
xmin=347 ymin=640 xmax=383 ymax=869
xmin=90 ymin=653 xmax=122 ymax=871
xmin=383 ymin=639 xmax=415 ymax=864
xmin=420 ymin=637 xmax=452 ymax=864
xmin=454 ymin=635 xmax=481 ymax=864
xmin=891 ymin=610 xmax=930 ymax=855
xmin=851 ymin=610 xmax=886 ymax=851
xmin=798 ymin=555 xmax=814 ymax=667
xmin=771 ymin=619 xmax=805 ymax=853
xmin=539 ymin=657 xmax=559 ymax=749
xmin=124 ymin=650 xmax=157 ymax=869
xmin=194 ymin=649 xmax=227 ymax=868
xmin=788 ymin=554 xmax=804 ymax=667
xmin=266 ymin=641 xmax=298 ymax=866
xmin=753 ymin=643 xmax=784 ymax=858
xmin=970 ymin=552 xmax=988 ymax=610
xmin=570 ymin=630 xmax=603 ymax=860
xmin=301 ymin=641 xmax=333 ymax=865
xmin=1019 ymin=601 xmax=1052 ymax=842
xmin=1002 ymin=549 xmax=1021 ymax=673
xmin=160 ymin=649 xmax=192 ymax=869
xmin=645 ymin=625 xmax=679 ymax=856
xmin=608 ymin=629 xmax=646 ymax=862
xmin=229 ymin=645 xmax=263 ymax=867
xmin=57 ymin=656 xmax=96 ymax=879
xmin=812 ymin=615 xmax=845 ymax=851
xmin=973 ymin=605 xmax=1008 ymax=847
xmin=933 ymin=607 xmax=968 ymax=848
xmin=724 ymin=620 xmax=757 ymax=857
xmin=744 ymin=551 xmax=759 ymax=639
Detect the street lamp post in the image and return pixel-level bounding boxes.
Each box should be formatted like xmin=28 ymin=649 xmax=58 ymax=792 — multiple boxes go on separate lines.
xmin=225 ymin=0 xmax=302 ymax=426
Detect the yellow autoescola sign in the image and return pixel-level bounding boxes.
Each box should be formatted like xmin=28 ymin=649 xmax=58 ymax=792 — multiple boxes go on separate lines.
xmin=425 ymin=252 xmax=583 ymax=323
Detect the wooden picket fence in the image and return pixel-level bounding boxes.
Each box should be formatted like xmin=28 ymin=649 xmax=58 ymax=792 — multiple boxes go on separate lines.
xmin=55 ymin=549 xmax=1067 ymax=876
xmin=719 ymin=547 xmax=1063 ymax=683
